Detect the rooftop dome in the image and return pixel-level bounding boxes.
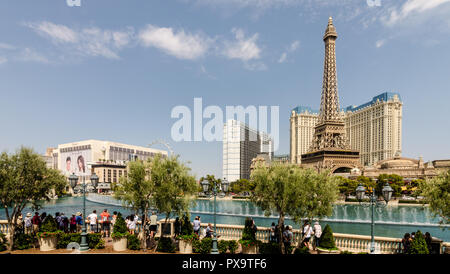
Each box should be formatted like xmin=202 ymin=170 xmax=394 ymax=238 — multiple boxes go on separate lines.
xmin=377 ymin=156 xmax=419 ymax=169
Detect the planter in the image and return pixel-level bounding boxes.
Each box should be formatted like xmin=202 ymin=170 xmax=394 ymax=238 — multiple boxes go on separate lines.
xmin=241 ymin=244 xmax=258 ymax=254
xmin=179 ymin=239 xmax=193 ymax=254
xmin=39 ymin=236 xmax=57 ymax=251
xmin=316 ymin=247 xmax=340 ymax=254
xmin=113 ymin=237 xmax=127 ymax=252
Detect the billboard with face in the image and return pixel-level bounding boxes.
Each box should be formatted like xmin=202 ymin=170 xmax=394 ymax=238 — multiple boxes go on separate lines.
xmin=60 ymin=149 xmax=92 ymax=176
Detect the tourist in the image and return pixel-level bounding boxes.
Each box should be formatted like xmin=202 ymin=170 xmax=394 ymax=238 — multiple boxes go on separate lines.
xmin=269 ymin=222 xmax=276 ymax=243
xmin=128 ymin=214 xmax=137 ymax=235
xmin=402 ymin=233 xmax=412 ymax=254
xmin=149 ymin=212 xmax=158 ymax=238
xmin=251 ymin=219 xmax=258 ymax=236
xmin=282 ymin=225 xmax=293 ymax=254
xmin=16 ymin=213 xmax=24 ymax=234
xmin=302 ymin=221 xmax=313 ymax=249
xmin=31 ymin=212 xmax=41 ymax=233
xmin=174 ymin=217 xmax=181 ymax=238
xmin=40 ymin=212 xmax=47 ymax=224
xmin=88 ymin=210 xmax=98 ymax=233
xmin=24 ymin=213 xmax=33 ymax=234
xmin=205 ymin=223 xmax=213 ymax=238
xmin=70 ymin=214 xmax=77 ymax=233
xmin=76 ymin=212 xmax=83 ymax=233
xmin=61 ymin=213 xmax=69 ymax=233
xmin=274 ymin=224 xmax=280 ymax=243
xmin=313 ymin=221 xmax=322 ymax=250
xmin=425 ymin=232 xmax=432 ymax=254
xmin=411 ymin=232 xmax=416 ymax=239
xmin=55 ymin=212 xmax=62 ymax=230
xmin=193 ymin=216 xmax=201 ymax=236
xmin=100 ymin=209 xmax=111 ymax=238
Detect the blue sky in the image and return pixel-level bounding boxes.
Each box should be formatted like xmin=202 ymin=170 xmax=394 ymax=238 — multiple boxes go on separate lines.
xmin=0 ymin=0 xmax=450 ymax=178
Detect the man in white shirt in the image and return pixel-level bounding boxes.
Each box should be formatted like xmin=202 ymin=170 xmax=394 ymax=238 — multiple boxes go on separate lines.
xmin=88 ymin=210 xmax=98 ymax=233
xmin=302 ymin=221 xmax=313 ymax=249
xmin=149 ymin=212 xmax=158 ymax=238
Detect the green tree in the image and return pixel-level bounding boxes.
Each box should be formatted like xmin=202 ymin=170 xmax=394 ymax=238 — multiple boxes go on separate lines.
xmin=318 ymin=224 xmax=336 ymax=250
xmin=199 ymin=174 xmax=222 ymax=193
xmin=251 ymin=163 xmax=339 ymax=253
xmin=408 ymin=230 xmax=429 ymax=254
xmin=150 ymin=155 xmax=197 ymax=225
xmin=0 ymin=147 xmax=66 ymax=250
xmin=377 ymin=174 xmax=404 ymax=197
xmin=114 ymin=160 xmax=154 ymax=249
xmin=419 ymin=170 xmax=449 ymax=225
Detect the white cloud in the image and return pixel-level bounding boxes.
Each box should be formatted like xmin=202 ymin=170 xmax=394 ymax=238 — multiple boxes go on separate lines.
xmin=0 ymin=43 xmax=16 ymax=50
xmin=375 ymin=39 xmax=386 ymax=48
xmin=25 ymin=21 xmax=134 ymax=60
xmin=384 ymin=0 xmax=450 ymax=25
xmin=0 ymin=56 xmax=7 ymax=64
xmin=243 ymin=61 xmax=267 ymax=71
xmin=16 ymin=48 xmax=49 ymax=63
xmin=139 ymin=25 xmax=212 ymax=60
xmin=289 ymin=40 xmax=300 ymax=51
xmin=278 ymin=52 xmax=287 ymax=63
xmin=222 ymin=28 xmax=261 ymax=61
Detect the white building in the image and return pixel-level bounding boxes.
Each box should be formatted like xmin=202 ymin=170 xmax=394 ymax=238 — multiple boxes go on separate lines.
xmin=290 ymin=92 xmax=402 ymax=166
xmin=50 ymin=139 xmax=168 ymax=182
xmin=223 ymin=120 xmax=273 ymax=182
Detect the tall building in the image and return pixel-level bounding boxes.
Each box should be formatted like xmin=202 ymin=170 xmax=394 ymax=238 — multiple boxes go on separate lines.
xmin=300 ymin=17 xmax=360 ymax=172
xmin=290 ymin=106 xmax=319 ymax=164
xmin=223 ymin=120 xmax=273 ymax=182
xmin=51 ymin=139 xmax=168 ymax=183
xmin=290 ymin=92 xmax=402 ymax=166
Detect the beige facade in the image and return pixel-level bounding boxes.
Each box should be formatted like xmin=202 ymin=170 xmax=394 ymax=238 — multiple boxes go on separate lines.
xmin=290 ymin=93 xmax=402 ymax=167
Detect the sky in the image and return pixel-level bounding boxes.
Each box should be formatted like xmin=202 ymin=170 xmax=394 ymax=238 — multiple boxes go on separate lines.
xmin=0 ymin=0 xmax=450 ymax=179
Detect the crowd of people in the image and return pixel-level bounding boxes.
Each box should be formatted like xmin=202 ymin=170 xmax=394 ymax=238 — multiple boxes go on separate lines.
xmin=401 ymin=231 xmax=435 ymax=254
xmin=269 ymin=220 xmax=322 ymax=253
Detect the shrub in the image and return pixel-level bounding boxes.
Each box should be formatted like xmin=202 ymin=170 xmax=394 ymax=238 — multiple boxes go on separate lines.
xmin=111 ymin=213 xmax=129 ymax=239
xmin=180 ymin=215 xmax=194 ymax=236
xmin=340 ymin=250 xmax=353 ymax=254
xmin=192 ymin=238 xmax=201 ymax=253
xmin=218 ymin=240 xmax=228 ymax=254
xmin=259 ymin=242 xmax=282 ymax=254
xmin=0 ymin=233 xmax=7 ymax=251
xmin=294 ymin=246 xmax=310 ymax=254
xmin=228 ymin=240 xmax=238 ymax=254
xmin=239 ymin=218 xmax=258 ymax=247
xmin=198 ymin=237 xmax=212 ymax=254
xmin=319 ymin=224 xmax=336 ymax=250
xmin=156 ymin=236 xmax=176 ymax=253
xmin=409 ymin=231 xmax=429 ymax=254
xmin=13 ymin=233 xmax=36 ymax=250
xmin=38 ymin=215 xmax=59 ymax=238
xmin=127 ymin=234 xmax=140 ymax=250
xmin=87 ymin=233 xmax=105 ymax=249
xmin=57 ymin=233 xmax=81 ymax=249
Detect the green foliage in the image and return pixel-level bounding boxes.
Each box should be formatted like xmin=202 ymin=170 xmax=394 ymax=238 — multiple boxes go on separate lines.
xmin=227 ymin=240 xmax=238 ymax=254
xmin=377 ymin=174 xmax=404 ymax=197
xmin=198 ymin=237 xmax=212 ymax=254
xmin=156 ymin=236 xmax=176 ymax=253
xmin=87 ymin=233 xmax=105 ymax=249
xmin=151 ymin=155 xmax=197 ymax=222
xmin=127 ymin=234 xmax=140 ymax=250
xmin=251 ymin=165 xmax=339 ymax=229
xmin=111 ymin=213 xmax=129 ymax=239
xmin=242 ymin=218 xmax=256 ymax=242
xmin=13 ymin=233 xmax=36 ymax=250
xmin=408 ymin=231 xmax=429 ymax=254
xmin=259 ymin=242 xmax=282 ymax=254
xmin=337 ymin=177 xmax=359 ymax=196
xmin=340 ymin=250 xmax=353 ymax=254
xmin=192 ymin=238 xmax=201 ymax=253
xmin=218 ymin=240 xmax=228 ymax=254
xmin=180 ymin=214 xmax=194 ymax=236
xmin=319 ymin=224 xmax=336 ymax=250
xmin=419 ymin=170 xmax=450 ymax=224
xmin=0 ymin=233 xmax=7 ymax=251
xmin=230 ymin=179 xmax=255 ymax=194
xmin=39 ymin=215 xmax=58 ymax=233
xmin=0 ymin=148 xmax=66 ymax=249
xmin=294 ymin=246 xmax=310 ymax=254
xmin=57 ymin=233 xmax=81 ymax=249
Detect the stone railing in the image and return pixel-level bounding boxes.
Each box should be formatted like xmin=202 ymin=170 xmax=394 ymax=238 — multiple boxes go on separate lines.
xmin=2 ymin=219 xmax=449 ymax=254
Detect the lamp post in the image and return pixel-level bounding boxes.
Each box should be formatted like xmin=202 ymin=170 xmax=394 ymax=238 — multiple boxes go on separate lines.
xmin=68 ymin=172 xmax=99 ymax=252
xmin=355 ymin=181 xmax=393 ymax=254
xmin=201 ymin=177 xmax=230 ymax=254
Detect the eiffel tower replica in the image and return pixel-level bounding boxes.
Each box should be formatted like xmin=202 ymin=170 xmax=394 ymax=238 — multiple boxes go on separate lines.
xmin=301 ymin=17 xmax=360 ymax=172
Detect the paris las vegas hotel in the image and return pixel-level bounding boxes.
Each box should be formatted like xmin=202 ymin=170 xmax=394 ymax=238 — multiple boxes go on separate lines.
xmin=290 ymin=92 xmax=403 ymax=167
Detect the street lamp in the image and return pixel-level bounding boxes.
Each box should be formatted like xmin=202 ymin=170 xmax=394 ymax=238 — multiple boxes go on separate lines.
xmin=91 ymin=173 xmax=99 ymax=193
xmin=355 ymin=181 xmax=393 ymax=254
xmin=68 ymin=172 xmax=99 ymax=252
xmin=201 ymin=178 xmax=230 ymax=254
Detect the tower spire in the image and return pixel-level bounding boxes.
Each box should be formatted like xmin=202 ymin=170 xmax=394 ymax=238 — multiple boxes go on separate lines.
xmin=319 ymin=16 xmax=340 ymax=124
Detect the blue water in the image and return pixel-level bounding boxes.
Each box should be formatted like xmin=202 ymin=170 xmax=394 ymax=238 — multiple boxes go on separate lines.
xmin=2 ymin=196 xmax=448 ymax=242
